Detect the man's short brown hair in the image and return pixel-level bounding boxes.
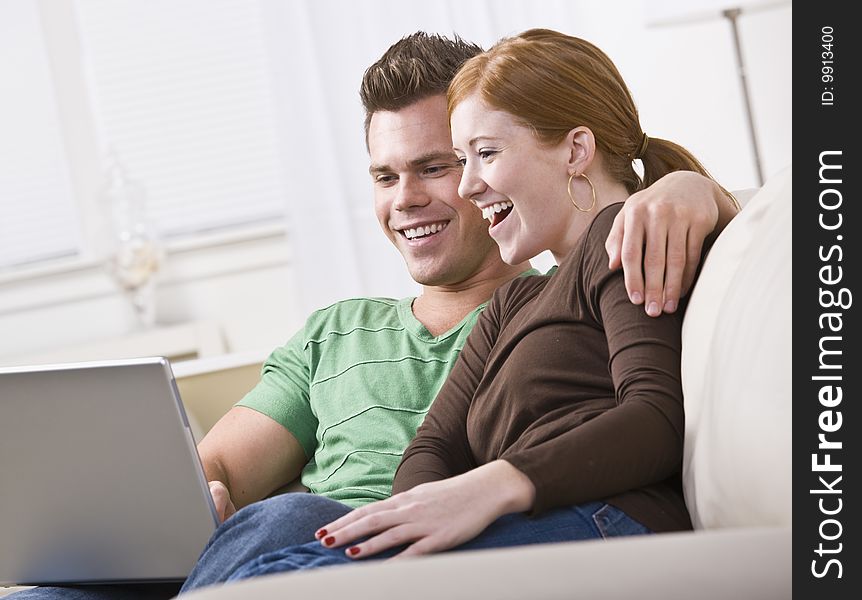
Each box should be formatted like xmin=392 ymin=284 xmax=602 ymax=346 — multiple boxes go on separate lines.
xmin=360 ymin=32 xmax=483 ymax=145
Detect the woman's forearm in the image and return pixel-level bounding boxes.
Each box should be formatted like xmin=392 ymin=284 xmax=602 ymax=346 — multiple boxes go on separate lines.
xmin=474 ymin=460 xmax=536 ymax=515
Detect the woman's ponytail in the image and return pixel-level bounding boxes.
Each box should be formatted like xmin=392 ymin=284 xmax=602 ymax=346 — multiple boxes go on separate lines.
xmin=638 ymin=136 xmax=712 ymax=190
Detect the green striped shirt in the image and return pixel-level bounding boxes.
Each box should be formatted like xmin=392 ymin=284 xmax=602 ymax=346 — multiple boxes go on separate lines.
xmin=238 ymin=296 xmax=488 ymax=507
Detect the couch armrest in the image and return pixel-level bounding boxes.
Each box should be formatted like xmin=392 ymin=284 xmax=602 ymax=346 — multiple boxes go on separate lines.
xmin=179 ymin=527 xmax=790 ymax=600
xmin=731 ymin=187 xmax=759 ymax=208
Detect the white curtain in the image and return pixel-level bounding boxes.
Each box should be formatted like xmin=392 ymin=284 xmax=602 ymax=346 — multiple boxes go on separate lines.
xmin=0 ymin=0 xmax=80 ymax=268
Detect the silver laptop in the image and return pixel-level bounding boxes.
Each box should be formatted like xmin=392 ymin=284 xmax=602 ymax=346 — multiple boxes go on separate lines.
xmin=0 ymin=357 xmax=219 ymax=586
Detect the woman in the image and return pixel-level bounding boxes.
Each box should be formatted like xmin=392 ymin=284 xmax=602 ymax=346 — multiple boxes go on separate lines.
xmin=226 ymin=28 xmax=732 ymax=578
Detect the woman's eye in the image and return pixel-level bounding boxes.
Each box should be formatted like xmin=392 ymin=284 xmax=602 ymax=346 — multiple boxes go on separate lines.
xmin=479 ymin=150 xmax=497 ymax=160
xmin=456 ymin=157 xmax=466 ymax=167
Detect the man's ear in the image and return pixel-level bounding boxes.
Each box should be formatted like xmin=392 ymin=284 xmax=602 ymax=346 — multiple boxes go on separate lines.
xmin=565 ymin=126 xmax=596 ymax=174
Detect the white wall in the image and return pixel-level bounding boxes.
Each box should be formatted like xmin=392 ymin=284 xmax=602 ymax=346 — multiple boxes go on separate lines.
xmin=0 ymin=0 xmax=792 ymax=364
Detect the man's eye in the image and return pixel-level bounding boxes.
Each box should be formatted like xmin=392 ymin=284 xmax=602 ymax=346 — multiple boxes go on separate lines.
xmin=375 ymin=174 xmax=397 ymax=185
xmin=423 ymin=164 xmax=453 ymax=177
xmin=423 ymin=166 xmax=442 ymax=176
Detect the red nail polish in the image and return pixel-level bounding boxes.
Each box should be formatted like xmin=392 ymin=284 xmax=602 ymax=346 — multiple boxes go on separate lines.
xmin=323 ymin=536 xmax=335 ymax=546
xmin=347 ymin=546 xmax=360 ymax=556
xmin=315 ymin=528 xmax=327 ymax=539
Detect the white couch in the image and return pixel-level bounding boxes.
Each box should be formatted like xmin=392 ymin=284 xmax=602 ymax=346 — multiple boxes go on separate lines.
xmin=178 ymin=166 xmax=793 ymax=600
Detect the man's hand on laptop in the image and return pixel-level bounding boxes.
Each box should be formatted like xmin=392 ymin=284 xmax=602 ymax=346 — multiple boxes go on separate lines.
xmin=209 ymin=481 xmax=237 ymax=522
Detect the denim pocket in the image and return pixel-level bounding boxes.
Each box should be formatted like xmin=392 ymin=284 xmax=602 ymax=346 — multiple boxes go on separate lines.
xmin=591 ymin=503 xmax=652 ymax=539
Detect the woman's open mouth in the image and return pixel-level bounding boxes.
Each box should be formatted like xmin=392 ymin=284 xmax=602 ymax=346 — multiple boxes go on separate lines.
xmin=482 ymin=201 xmax=513 ymax=228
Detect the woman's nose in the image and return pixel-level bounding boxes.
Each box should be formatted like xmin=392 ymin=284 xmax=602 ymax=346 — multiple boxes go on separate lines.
xmin=458 ymin=161 xmax=484 ymax=203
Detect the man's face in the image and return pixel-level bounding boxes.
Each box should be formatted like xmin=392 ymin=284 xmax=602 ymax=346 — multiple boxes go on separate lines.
xmin=368 ymin=95 xmax=502 ymax=288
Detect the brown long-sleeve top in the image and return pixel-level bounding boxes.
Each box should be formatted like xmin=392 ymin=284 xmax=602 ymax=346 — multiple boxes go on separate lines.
xmin=392 ymin=203 xmax=691 ymax=532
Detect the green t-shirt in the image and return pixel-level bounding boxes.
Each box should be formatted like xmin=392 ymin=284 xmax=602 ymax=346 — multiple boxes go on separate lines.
xmin=237 ymin=296 xmax=487 ymax=507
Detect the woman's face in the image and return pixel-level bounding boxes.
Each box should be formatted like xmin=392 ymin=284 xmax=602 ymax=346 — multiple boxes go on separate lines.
xmin=451 ymin=94 xmax=575 ymax=265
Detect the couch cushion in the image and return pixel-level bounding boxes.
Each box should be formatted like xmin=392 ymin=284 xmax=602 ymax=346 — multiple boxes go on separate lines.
xmin=179 ymin=528 xmax=792 ymax=600
xmin=681 ymin=166 xmax=792 ymax=529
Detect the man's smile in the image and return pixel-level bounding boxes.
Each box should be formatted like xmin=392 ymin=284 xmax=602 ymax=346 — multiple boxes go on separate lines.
xmin=396 ymin=220 xmax=450 ymax=241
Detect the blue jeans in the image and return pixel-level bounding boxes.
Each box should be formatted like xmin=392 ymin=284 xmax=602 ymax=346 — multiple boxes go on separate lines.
xmin=6 ymin=493 xmax=353 ymax=600
xmin=227 ymin=501 xmax=650 ymax=581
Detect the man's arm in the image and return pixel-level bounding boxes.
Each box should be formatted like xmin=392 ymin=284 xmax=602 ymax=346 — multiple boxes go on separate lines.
xmin=197 ymin=406 xmax=307 ymax=522
xmin=605 ymin=171 xmax=739 ymax=316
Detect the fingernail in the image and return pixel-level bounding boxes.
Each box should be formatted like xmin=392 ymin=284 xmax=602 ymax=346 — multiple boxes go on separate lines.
xmin=315 ymin=529 xmax=327 ymax=539
xmin=347 ymin=547 xmax=360 ymax=557
xmin=646 ymin=302 xmax=660 ymax=316
xmin=323 ymin=536 xmax=335 ymax=546
xmin=663 ymin=300 xmax=676 ymax=313
xmin=631 ymin=291 xmax=643 ymax=304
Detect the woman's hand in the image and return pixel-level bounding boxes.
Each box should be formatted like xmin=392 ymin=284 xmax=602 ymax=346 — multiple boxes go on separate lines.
xmin=605 ymin=171 xmax=733 ymax=316
xmin=315 ymin=460 xmax=535 ymax=559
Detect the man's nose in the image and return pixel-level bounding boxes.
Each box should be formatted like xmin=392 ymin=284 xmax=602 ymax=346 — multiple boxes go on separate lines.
xmin=392 ymin=175 xmax=431 ymax=211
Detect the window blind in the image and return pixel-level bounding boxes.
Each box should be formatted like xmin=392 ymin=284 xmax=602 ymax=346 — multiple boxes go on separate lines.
xmin=74 ymin=0 xmax=287 ymax=238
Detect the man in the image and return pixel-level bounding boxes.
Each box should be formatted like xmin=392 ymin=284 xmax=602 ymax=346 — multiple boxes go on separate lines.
xmin=11 ymin=33 xmax=735 ymax=600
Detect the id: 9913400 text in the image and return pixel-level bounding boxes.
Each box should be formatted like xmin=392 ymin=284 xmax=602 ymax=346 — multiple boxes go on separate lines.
xmin=821 ymin=26 xmax=835 ymax=107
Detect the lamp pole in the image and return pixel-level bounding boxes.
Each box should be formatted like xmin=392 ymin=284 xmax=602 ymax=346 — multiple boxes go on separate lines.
xmin=723 ymin=7 xmax=764 ymax=186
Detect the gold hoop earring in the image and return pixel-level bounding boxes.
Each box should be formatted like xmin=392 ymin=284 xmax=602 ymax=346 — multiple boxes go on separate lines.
xmin=567 ymin=172 xmax=597 ymax=213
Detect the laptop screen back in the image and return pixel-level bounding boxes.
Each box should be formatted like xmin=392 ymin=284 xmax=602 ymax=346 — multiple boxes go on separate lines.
xmin=0 ymin=357 xmax=218 ymax=585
